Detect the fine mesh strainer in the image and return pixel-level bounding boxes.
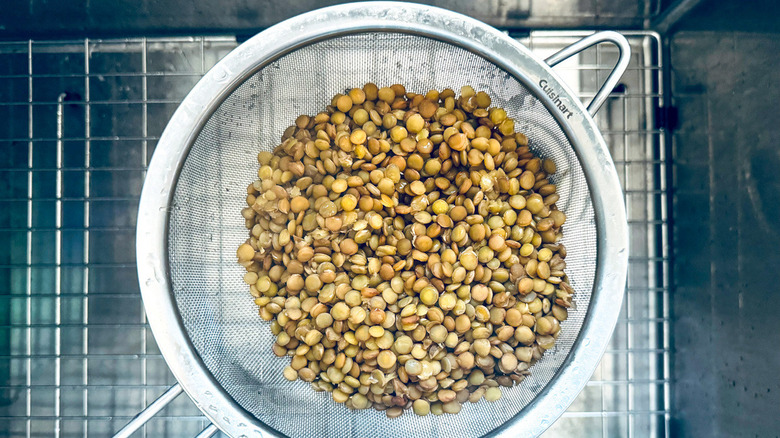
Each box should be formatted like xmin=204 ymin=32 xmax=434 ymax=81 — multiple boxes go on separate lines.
xmin=129 ymin=3 xmax=629 ymax=438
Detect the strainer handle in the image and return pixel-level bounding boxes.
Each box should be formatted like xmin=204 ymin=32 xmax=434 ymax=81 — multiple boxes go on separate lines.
xmin=113 ymin=383 xmax=219 ymax=437
xmin=544 ymin=31 xmax=631 ymax=117
xmin=113 ymin=383 xmax=184 ymax=438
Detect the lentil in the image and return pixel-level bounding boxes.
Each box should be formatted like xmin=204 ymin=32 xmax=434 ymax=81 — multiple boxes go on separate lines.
xmin=413 ymin=399 xmax=430 ymax=416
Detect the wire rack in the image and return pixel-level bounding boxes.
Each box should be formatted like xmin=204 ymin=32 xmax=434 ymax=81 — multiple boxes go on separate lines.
xmin=0 ymin=31 xmax=669 ymax=438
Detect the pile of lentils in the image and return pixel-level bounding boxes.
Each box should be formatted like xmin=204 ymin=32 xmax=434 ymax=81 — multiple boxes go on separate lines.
xmin=236 ymin=84 xmax=574 ymax=418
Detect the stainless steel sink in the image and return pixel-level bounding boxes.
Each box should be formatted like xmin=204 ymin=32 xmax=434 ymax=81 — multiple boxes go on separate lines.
xmin=0 ymin=32 xmax=668 ymax=437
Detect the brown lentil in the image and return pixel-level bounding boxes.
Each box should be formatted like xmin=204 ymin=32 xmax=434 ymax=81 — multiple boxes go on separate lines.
xmin=237 ymin=85 xmax=573 ymax=417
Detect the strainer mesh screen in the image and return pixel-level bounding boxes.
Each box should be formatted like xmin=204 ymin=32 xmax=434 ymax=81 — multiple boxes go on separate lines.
xmin=168 ymin=33 xmax=596 ymax=438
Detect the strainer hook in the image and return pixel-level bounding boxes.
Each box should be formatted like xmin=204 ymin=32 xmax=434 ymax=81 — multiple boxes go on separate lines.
xmin=544 ymin=31 xmax=631 ymax=116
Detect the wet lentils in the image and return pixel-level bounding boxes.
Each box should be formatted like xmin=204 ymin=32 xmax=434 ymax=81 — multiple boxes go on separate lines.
xmin=236 ymin=85 xmax=574 ymax=417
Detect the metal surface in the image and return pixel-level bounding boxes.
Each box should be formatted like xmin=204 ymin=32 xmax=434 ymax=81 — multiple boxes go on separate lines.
xmin=666 ymin=0 xmax=780 ymax=32
xmin=670 ymin=31 xmax=780 ymax=437
xmin=650 ymin=0 xmax=704 ymax=34
xmin=0 ymin=30 xmax=666 ymax=438
xmin=194 ymin=425 xmax=219 ymax=438
xmin=0 ymin=0 xmax=661 ymax=39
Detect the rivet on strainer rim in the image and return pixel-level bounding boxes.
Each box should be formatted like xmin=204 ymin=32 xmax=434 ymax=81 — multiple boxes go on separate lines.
xmin=122 ymin=2 xmax=629 ymax=437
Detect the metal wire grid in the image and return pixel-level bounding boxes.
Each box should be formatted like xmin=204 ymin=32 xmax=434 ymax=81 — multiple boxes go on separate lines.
xmin=0 ymin=32 xmax=669 ymax=437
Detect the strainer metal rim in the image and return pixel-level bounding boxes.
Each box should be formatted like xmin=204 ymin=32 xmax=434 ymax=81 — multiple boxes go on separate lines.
xmin=136 ymin=3 xmax=629 ymax=437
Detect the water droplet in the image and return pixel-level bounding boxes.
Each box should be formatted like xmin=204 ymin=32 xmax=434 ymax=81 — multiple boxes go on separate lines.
xmin=213 ymin=66 xmax=231 ymax=84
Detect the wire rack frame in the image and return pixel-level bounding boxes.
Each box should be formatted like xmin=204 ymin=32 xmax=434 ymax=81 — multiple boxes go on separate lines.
xmin=0 ymin=32 xmax=669 ymax=438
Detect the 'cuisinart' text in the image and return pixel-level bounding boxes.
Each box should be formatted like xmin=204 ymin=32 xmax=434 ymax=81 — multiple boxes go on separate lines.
xmin=539 ymin=79 xmax=573 ymax=120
